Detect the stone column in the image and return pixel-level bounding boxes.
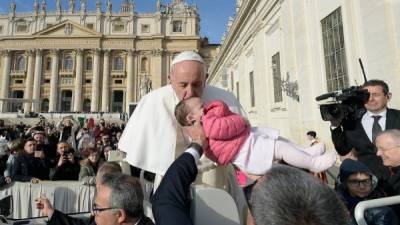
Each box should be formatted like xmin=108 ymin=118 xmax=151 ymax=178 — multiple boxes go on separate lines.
xmin=152 ymin=49 xmax=164 ymax=89
xmin=125 ymin=49 xmax=134 ymax=113
xmin=32 ymin=49 xmax=42 ymax=112
xmin=49 ymin=49 xmax=59 ymax=112
xmin=0 ymin=50 xmax=11 ymax=112
xmin=23 ymin=50 xmax=35 ymax=113
xmin=101 ymin=50 xmax=110 ymax=112
xmin=91 ymin=49 xmax=101 ymax=112
xmin=73 ymin=49 xmax=83 ymax=112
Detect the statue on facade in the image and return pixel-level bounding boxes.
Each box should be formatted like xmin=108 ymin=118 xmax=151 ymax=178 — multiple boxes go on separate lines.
xmin=69 ymin=0 xmax=75 ymax=13
xmin=80 ymin=0 xmax=87 ymax=12
xmin=56 ymin=0 xmax=61 ymax=11
xmin=9 ymin=1 xmax=16 ymax=13
xmin=156 ymin=0 xmax=162 ymax=12
xmin=139 ymin=76 xmax=152 ymax=98
xmin=107 ymin=0 xmax=112 ymax=13
xmin=41 ymin=0 xmax=47 ymax=13
xmin=33 ymin=0 xmax=39 ymax=15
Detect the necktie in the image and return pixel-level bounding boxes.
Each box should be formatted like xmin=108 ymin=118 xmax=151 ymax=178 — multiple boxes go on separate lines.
xmin=372 ymin=115 xmax=382 ymax=143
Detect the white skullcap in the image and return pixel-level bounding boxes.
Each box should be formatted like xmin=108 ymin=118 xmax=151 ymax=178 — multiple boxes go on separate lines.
xmin=171 ymin=51 xmax=204 ymax=65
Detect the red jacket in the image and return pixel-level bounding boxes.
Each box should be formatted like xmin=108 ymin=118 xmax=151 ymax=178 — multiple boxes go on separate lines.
xmin=202 ymin=100 xmax=250 ymax=165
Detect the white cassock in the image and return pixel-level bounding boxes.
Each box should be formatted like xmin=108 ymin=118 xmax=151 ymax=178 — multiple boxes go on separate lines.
xmin=119 ymin=84 xmax=246 ymax=176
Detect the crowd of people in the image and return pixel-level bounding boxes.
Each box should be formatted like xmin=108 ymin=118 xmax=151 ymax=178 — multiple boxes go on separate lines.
xmin=0 ymin=116 xmax=125 ymax=186
xmin=0 ymin=51 xmax=399 ymax=225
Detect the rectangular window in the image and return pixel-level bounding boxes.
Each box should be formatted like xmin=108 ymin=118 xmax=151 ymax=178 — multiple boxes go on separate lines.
xmin=15 ymin=80 xmax=23 ymax=84
xmin=114 ymin=79 xmax=123 ymax=84
xmin=16 ymin=24 xmax=28 ymax=33
xmin=141 ymin=24 xmax=150 ymax=33
xmin=272 ymin=52 xmax=283 ymax=102
xmin=321 ymin=7 xmax=348 ymax=92
xmin=230 ymin=72 xmax=234 ymax=92
xmin=85 ymin=79 xmax=91 ymax=84
xmin=173 ymin=20 xmax=183 ymax=33
xmin=86 ymin=23 xmax=94 ymax=30
xmin=113 ymin=23 xmax=125 ymax=32
xmin=249 ymin=71 xmax=255 ymax=107
xmin=236 ymin=82 xmax=240 ymax=102
xmin=44 ymin=79 xmax=50 ymax=84
xmin=0 ymin=26 xmax=3 ymax=34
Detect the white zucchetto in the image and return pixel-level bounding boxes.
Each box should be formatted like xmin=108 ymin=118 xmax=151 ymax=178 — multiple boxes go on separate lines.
xmin=171 ymin=51 xmax=205 ymax=65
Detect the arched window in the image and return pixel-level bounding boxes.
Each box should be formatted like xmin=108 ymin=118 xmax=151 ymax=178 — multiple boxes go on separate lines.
xmin=16 ymin=56 xmax=25 ymax=71
xmin=41 ymin=98 xmax=49 ymax=112
xmin=85 ymin=57 xmax=93 ymax=71
xmin=114 ymin=56 xmax=124 ymax=70
xmin=45 ymin=57 xmax=52 ymax=71
xmin=141 ymin=57 xmax=148 ymax=73
xmin=83 ymin=99 xmax=91 ymax=112
xmin=64 ymin=56 xmax=73 ymax=71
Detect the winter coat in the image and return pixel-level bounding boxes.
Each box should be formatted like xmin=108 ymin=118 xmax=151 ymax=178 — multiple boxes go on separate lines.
xmin=202 ymin=100 xmax=250 ymax=165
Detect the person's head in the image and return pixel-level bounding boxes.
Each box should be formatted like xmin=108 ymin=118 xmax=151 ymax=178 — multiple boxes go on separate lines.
xmin=116 ymin=131 xmax=122 ymax=141
xmin=57 ymin=141 xmax=70 ymax=155
xmin=250 ymin=165 xmax=349 ymax=225
xmin=376 ymin=129 xmax=400 ymax=167
xmin=169 ymin=51 xmax=207 ymax=100
xmin=338 ymin=159 xmax=377 ymax=198
xmin=174 ymin=97 xmax=204 ymax=126
xmin=99 ymin=119 xmax=106 ymax=127
xmin=94 ymin=173 xmax=144 ymax=225
xmin=306 ymin=131 xmax=317 ymax=140
xmin=103 ymin=145 xmax=113 ymax=160
xmin=33 ymin=132 xmax=45 ymax=145
xmin=101 ymin=134 xmax=111 ymax=146
xmin=23 ymin=138 xmax=37 ymax=154
xmin=95 ymin=162 xmax=122 ymax=186
xmin=8 ymin=138 xmax=24 ymax=155
xmin=362 ymin=79 xmax=391 ymax=114
xmin=82 ymin=147 xmax=100 ymax=165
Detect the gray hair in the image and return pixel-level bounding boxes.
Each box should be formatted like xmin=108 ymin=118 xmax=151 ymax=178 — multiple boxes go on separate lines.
xmin=100 ymin=173 xmax=144 ymax=221
xmin=376 ymin=129 xmax=400 ymax=145
xmin=96 ymin=162 xmax=122 ymax=184
xmin=251 ymin=165 xmax=350 ymax=225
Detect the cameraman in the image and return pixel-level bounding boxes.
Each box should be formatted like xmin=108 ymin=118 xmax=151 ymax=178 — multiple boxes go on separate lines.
xmin=331 ymin=80 xmax=400 ymax=183
xmin=49 ymin=141 xmax=80 ymax=181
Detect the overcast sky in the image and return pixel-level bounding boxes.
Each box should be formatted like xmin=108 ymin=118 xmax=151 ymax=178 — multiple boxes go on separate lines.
xmin=0 ymin=0 xmax=236 ymax=44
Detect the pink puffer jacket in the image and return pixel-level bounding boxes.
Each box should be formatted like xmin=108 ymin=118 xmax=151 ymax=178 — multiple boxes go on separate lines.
xmin=202 ymin=100 xmax=250 ymax=165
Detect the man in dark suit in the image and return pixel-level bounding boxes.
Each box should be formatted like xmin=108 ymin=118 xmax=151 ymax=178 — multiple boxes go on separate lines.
xmin=331 ymin=79 xmax=400 ymax=183
xmin=151 ymin=121 xmax=205 ymax=225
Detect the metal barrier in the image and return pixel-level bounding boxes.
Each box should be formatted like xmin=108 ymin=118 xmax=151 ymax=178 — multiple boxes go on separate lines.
xmin=354 ymin=195 xmax=400 ymax=225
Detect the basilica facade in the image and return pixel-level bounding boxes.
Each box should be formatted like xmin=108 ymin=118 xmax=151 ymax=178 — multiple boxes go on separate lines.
xmin=0 ymin=0 xmax=216 ymax=113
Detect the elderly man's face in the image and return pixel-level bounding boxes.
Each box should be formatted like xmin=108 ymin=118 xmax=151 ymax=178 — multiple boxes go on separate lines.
xmin=169 ymin=60 xmax=207 ymax=100
xmin=94 ymin=183 xmax=120 ymax=225
xmin=376 ymin=133 xmax=400 ymax=167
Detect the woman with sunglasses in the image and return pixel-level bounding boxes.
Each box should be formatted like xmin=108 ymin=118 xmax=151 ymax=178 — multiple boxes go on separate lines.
xmin=337 ymin=159 xmax=398 ymax=225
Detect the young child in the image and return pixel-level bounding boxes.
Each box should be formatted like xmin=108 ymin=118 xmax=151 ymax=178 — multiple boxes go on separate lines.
xmin=174 ymin=97 xmax=336 ymax=176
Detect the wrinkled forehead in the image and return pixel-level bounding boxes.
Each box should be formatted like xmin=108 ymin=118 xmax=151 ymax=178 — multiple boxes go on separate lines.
xmin=170 ymin=60 xmax=206 ymax=77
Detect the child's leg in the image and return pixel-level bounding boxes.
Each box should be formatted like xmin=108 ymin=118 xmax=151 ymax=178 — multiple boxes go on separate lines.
xmin=278 ymin=136 xmax=325 ymax=156
xmin=274 ymin=138 xmax=336 ymax=173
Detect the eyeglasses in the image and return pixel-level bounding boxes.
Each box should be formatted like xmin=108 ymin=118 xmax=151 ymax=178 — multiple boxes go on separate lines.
xmin=347 ymin=178 xmax=373 ymax=187
xmin=92 ymin=204 xmax=119 ymax=216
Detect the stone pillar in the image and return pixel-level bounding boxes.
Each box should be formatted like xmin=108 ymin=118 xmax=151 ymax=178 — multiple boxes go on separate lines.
xmin=32 ymin=49 xmax=42 ymax=112
xmin=125 ymin=49 xmax=134 ymax=113
xmin=49 ymin=49 xmax=59 ymax=112
xmin=101 ymin=50 xmax=110 ymax=112
xmin=23 ymin=50 xmax=35 ymax=113
xmin=74 ymin=49 xmax=84 ymax=112
xmin=152 ymin=49 xmax=164 ymax=89
xmin=91 ymin=49 xmax=101 ymax=112
xmin=0 ymin=51 xmax=11 ymax=112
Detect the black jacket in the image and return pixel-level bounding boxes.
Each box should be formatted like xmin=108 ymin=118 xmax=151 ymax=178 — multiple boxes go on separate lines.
xmin=331 ymin=108 xmax=400 ymax=182
xmin=151 ymin=152 xmax=197 ymax=225
xmin=11 ymin=153 xmax=49 ymax=181
xmin=49 ymin=156 xmax=80 ymax=181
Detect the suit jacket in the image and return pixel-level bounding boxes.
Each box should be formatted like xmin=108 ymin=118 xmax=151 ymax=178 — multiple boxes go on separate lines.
xmin=151 ymin=152 xmax=198 ymax=225
xmin=331 ymin=108 xmax=400 ymax=181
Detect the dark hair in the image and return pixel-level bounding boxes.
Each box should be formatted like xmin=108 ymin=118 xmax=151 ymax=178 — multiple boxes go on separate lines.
xmin=174 ymin=98 xmax=192 ymax=126
xmin=100 ymin=173 xmax=144 ymax=221
xmin=306 ymin=131 xmax=317 ymax=138
xmin=363 ymin=79 xmax=389 ymax=95
xmin=251 ymin=165 xmax=350 ymax=225
xmin=81 ymin=147 xmax=99 ymax=158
